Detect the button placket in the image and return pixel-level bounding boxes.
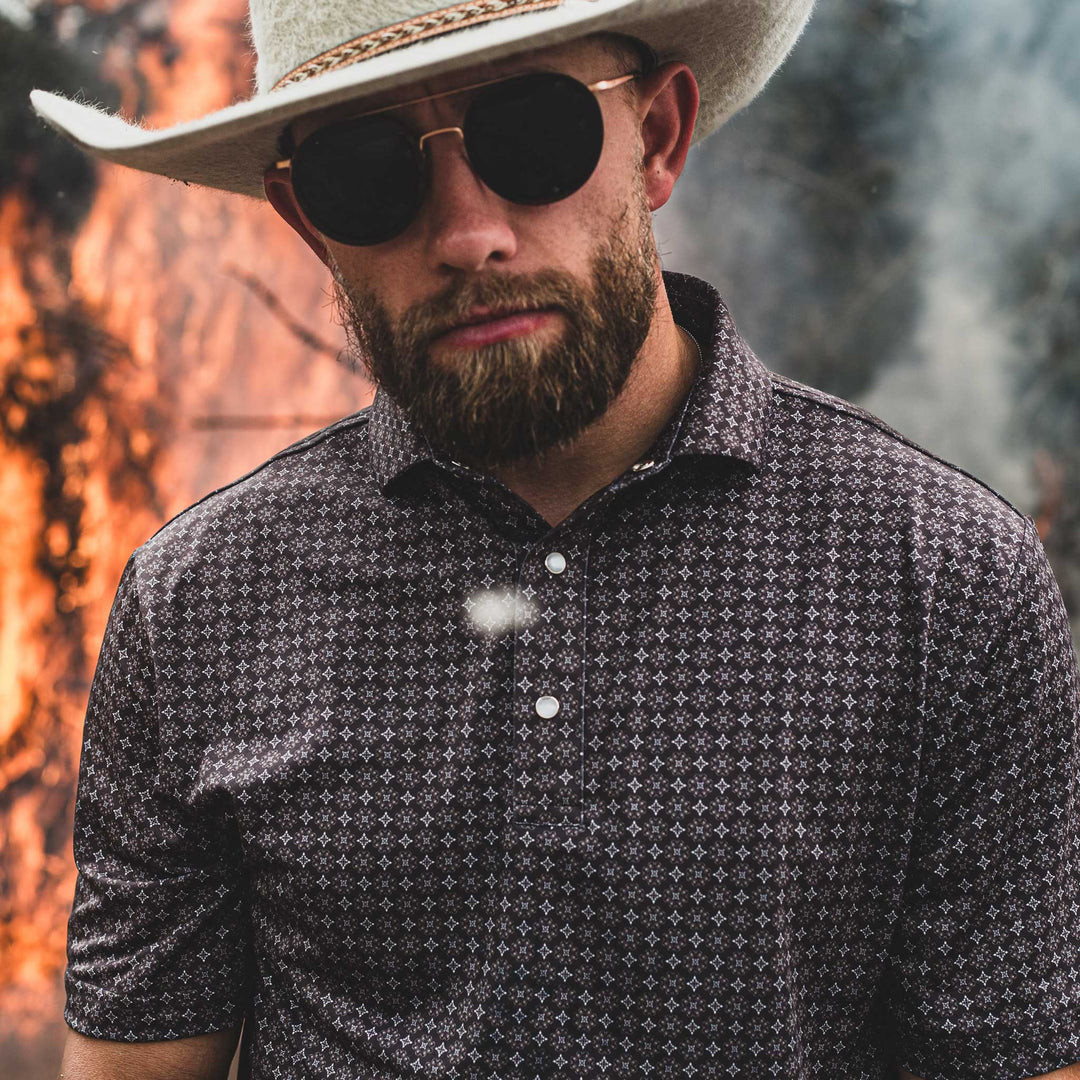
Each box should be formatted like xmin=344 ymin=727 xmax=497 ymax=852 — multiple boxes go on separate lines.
xmin=509 ymin=536 xmax=588 ymax=826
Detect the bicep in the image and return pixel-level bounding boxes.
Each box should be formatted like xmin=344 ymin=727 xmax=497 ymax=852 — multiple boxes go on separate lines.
xmin=59 ymin=1025 xmax=241 ymax=1080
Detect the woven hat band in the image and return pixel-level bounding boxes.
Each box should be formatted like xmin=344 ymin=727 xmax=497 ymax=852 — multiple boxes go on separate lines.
xmin=271 ymin=0 xmax=564 ymax=92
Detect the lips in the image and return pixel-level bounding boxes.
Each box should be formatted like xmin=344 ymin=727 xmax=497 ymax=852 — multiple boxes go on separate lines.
xmin=433 ymin=307 xmax=559 ymax=350
xmin=458 ymin=306 xmax=520 ymax=326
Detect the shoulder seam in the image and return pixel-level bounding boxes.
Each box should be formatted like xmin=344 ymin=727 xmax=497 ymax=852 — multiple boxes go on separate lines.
xmin=770 ymin=374 xmax=1030 ymax=525
xmin=142 ymin=408 xmax=372 ymax=546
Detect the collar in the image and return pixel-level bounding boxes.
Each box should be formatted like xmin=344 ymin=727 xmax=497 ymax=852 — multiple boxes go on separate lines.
xmin=366 ymin=271 xmax=772 ymax=492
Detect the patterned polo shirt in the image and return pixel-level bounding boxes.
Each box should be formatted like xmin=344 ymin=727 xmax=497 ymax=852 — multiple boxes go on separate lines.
xmin=66 ymin=272 xmax=1080 ymax=1079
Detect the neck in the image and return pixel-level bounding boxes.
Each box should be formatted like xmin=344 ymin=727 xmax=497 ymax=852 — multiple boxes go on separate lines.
xmin=490 ymin=269 xmax=698 ymax=527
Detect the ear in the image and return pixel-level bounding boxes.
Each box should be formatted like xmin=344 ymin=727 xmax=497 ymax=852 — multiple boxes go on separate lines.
xmin=634 ymin=62 xmax=699 ymax=212
xmin=263 ymin=164 xmax=334 ymax=269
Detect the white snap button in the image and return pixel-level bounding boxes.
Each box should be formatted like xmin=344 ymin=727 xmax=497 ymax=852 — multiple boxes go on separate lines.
xmin=632 ymin=459 xmax=656 ymax=472
xmin=535 ymin=695 xmax=560 ymax=719
xmin=544 ymin=552 xmax=567 ymax=575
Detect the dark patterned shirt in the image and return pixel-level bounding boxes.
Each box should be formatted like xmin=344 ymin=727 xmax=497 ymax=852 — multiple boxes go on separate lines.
xmin=66 ymin=272 xmax=1080 ymax=1079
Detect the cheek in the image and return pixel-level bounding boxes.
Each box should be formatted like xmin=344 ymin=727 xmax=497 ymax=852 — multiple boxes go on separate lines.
xmin=563 ymin=171 xmax=644 ymax=260
xmin=516 ymin=164 xmax=634 ymax=273
xmin=327 ymin=243 xmax=415 ymax=318
xmin=573 ymin=125 xmax=647 ymax=231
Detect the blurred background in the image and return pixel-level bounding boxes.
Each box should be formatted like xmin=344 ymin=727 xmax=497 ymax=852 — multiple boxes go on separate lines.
xmin=1 ymin=0 xmax=1078 ymax=1074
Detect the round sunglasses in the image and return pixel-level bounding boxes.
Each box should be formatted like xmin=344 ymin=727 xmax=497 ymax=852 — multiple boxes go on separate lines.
xmin=275 ymin=70 xmax=640 ymax=247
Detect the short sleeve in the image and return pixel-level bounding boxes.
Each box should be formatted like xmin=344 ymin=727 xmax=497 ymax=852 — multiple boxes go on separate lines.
xmin=888 ymin=518 xmax=1080 ymax=1079
xmin=65 ymin=553 xmax=251 ymax=1041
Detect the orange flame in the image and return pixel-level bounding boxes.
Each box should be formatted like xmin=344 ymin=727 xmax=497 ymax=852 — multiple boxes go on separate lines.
xmin=1 ymin=0 xmax=368 ymax=1046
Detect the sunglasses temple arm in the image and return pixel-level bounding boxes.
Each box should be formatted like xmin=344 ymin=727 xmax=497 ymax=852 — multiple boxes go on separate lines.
xmin=588 ymin=73 xmax=639 ymax=93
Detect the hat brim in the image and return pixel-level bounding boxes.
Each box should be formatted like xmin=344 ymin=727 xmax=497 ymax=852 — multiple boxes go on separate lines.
xmin=30 ymin=0 xmax=814 ymax=200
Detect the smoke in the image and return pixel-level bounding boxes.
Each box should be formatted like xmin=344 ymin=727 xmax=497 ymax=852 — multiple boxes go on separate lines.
xmin=656 ymin=0 xmax=1080 ymax=519
xmin=0 ymin=0 xmax=33 ymax=30
xmin=859 ymin=0 xmax=1080 ymax=509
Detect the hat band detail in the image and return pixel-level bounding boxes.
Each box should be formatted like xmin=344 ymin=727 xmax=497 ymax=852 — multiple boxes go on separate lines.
xmin=271 ymin=0 xmax=564 ymax=92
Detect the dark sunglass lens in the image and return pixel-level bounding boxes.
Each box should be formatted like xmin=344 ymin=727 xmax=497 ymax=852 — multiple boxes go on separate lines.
xmin=290 ymin=116 xmax=423 ymax=246
xmin=465 ymin=73 xmax=604 ymax=206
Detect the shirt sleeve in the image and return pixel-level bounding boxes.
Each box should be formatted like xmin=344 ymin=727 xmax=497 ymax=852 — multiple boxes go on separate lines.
xmin=64 ymin=553 xmax=251 ymax=1041
xmin=888 ymin=517 xmax=1080 ymax=1080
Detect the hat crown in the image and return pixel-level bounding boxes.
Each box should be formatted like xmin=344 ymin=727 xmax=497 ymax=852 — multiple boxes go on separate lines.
xmin=249 ymin=0 xmax=540 ymax=94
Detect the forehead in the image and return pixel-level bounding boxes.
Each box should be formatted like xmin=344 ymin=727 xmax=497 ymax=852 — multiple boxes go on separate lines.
xmin=288 ymin=35 xmax=613 ymax=145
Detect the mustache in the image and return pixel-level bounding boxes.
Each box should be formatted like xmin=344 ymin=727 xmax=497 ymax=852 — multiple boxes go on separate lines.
xmin=396 ymin=270 xmax=587 ymax=348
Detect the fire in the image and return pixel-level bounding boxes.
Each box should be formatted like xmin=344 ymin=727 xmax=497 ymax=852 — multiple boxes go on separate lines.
xmin=1 ymin=0 xmax=366 ymax=1045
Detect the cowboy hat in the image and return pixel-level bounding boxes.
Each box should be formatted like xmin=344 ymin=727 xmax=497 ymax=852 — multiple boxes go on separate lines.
xmin=29 ymin=0 xmax=815 ymax=201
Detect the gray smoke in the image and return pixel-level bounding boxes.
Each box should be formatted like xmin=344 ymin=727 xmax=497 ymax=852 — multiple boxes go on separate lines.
xmin=657 ymin=0 xmax=1080 ymax=520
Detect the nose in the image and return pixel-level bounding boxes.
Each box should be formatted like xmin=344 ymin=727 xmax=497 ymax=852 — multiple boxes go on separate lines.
xmin=419 ymin=130 xmax=518 ymax=273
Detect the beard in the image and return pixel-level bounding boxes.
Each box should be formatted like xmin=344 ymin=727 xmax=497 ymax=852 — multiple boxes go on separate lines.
xmin=331 ymin=187 xmax=659 ymax=470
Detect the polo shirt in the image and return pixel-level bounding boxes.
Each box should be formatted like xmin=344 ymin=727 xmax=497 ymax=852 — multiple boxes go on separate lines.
xmin=65 ymin=272 xmax=1080 ymax=1079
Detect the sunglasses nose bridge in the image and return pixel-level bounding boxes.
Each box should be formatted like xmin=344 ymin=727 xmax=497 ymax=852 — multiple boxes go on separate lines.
xmin=417 ymin=126 xmax=465 ymax=152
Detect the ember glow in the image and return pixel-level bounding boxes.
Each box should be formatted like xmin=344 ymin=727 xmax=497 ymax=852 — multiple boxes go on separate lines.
xmin=0 ymin=0 xmax=365 ymax=1049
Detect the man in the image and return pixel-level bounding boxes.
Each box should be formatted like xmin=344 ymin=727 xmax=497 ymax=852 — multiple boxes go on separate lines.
xmin=32 ymin=2 xmax=1080 ymax=1078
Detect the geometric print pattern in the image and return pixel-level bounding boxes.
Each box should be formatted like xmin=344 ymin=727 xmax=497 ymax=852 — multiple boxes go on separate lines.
xmin=65 ymin=273 xmax=1080 ymax=1078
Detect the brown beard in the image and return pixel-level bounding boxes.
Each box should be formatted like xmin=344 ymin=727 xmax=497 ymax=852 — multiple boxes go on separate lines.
xmin=331 ymin=191 xmax=658 ymax=469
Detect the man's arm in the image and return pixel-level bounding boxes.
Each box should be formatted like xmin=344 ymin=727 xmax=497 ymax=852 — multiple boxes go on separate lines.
xmin=900 ymin=1067 xmax=1080 ymax=1079
xmin=59 ymin=1025 xmax=241 ymax=1080
xmin=63 ymin=559 xmax=251 ymax=1049
xmin=884 ymin=518 xmax=1080 ymax=1075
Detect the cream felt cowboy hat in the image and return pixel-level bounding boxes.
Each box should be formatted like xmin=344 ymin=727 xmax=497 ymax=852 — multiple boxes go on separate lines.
xmin=29 ymin=0 xmax=815 ymax=200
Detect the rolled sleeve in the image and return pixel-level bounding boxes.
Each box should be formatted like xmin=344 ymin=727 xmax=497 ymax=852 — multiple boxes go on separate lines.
xmin=65 ymin=554 xmax=251 ymax=1041
xmin=888 ymin=518 xmax=1080 ymax=1079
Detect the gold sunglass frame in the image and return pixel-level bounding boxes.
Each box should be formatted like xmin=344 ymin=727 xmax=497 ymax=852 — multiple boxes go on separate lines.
xmin=273 ymin=71 xmax=639 ymax=169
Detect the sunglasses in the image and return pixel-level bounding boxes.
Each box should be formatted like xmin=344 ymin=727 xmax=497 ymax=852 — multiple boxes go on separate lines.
xmin=275 ymin=69 xmax=640 ymax=247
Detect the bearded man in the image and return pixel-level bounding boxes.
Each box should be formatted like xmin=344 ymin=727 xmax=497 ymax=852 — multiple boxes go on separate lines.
xmin=32 ymin=2 xmax=1080 ymax=1079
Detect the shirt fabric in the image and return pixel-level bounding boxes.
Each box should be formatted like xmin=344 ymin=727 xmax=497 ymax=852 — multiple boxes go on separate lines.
xmin=66 ymin=271 xmax=1080 ymax=1080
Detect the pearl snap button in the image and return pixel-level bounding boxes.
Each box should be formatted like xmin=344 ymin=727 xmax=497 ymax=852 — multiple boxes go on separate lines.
xmin=544 ymin=552 xmax=567 ymax=575
xmin=535 ymin=695 xmax=560 ymax=719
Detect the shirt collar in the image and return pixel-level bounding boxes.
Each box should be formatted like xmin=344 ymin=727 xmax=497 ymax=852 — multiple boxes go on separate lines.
xmin=657 ymin=270 xmax=772 ymax=472
xmin=366 ymin=270 xmax=772 ymax=492
xmin=366 ymin=382 xmax=435 ymax=492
